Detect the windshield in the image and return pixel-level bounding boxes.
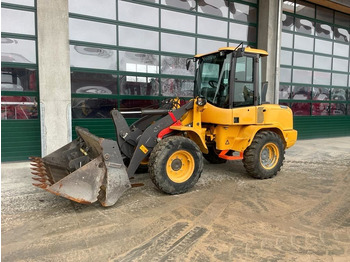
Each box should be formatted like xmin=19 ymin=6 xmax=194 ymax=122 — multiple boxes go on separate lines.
xmin=196 ymin=52 xmax=232 ymax=107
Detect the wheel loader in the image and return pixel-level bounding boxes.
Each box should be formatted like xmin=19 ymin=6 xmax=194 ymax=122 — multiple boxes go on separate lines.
xmin=30 ymin=45 xmax=297 ymax=207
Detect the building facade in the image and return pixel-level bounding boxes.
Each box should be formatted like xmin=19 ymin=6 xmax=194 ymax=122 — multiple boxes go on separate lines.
xmin=1 ymin=0 xmax=349 ymax=161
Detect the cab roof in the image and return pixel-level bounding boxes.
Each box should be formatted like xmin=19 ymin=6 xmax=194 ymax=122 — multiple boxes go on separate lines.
xmin=194 ymin=46 xmax=268 ymax=58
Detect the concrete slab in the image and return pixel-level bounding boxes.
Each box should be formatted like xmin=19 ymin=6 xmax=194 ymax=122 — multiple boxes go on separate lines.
xmin=2 ymin=137 xmax=350 ymax=261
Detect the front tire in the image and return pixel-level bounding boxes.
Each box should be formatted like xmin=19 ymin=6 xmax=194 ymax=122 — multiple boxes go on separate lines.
xmin=243 ymin=131 xmax=285 ymax=179
xmin=149 ymin=136 xmax=203 ymax=194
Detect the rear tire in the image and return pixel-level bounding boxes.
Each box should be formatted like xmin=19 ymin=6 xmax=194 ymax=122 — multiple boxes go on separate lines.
xmin=243 ymin=131 xmax=285 ymax=179
xmin=149 ymin=136 xmax=203 ymax=194
xmin=203 ymin=146 xmax=227 ymax=164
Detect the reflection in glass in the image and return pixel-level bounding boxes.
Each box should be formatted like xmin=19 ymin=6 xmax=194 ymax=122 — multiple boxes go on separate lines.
xmin=293 ymin=52 xmax=312 ymax=68
xmin=229 ymin=23 xmax=256 ymax=42
xmin=197 ymin=38 xmax=227 ymax=54
xmin=198 ymin=16 xmax=228 ymax=38
xmin=1 ymin=68 xmax=37 ymax=92
xmin=292 ymin=86 xmax=311 ymax=100
xmin=331 ymin=103 xmax=346 ymax=115
xmin=119 ymin=27 xmax=159 ymax=51
xmin=280 ymin=67 xmax=292 ymax=83
xmin=312 ymin=87 xmax=329 ymax=100
xmin=120 ymin=99 xmax=159 ymax=118
xmin=1 ymin=8 xmax=35 ymax=35
xmin=295 ymin=0 xmax=315 ymax=18
xmin=281 ymin=32 xmax=293 ymax=48
xmin=332 ymin=58 xmax=348 ymax=72
xmin=230 ymin=3 xmax=257 ymax=23
xmin=335 ymin=11 xmax=349 ymax=28
xmin=293 ymin=69 xmax=312 ymax=84
xmin=69 ymin=18 xmax=116 ymax=45
xmin=119 ymin=1 xmax=158 ymax=27
xmin=332 ymin=73 xmax=348 ymax=87
xmin=333 ymin=42 xmax=349 ymax=57
xmin=161 ymin=9 xmax=195 ymax=33
xmin=314 ymin=55 xmax=331 ymax=70
xmin=294 ymin=35 xmax=313 ymax=51
xmin=1 ymin=96 xmax=38 ymax=120
xmin=120 ymin=75 xmax=159 ymax=96
xmin=161 ymin=0 xmax=195 ymax=10
xmin=291 ymin=102 xmax=311 ymax=116
xmin=71 ymin=72 xmax=117 ymax=94
xmin=334 ymin=27 xmax=349 ymax=42
xmin=119 ymin=51 xmax=159 ymax=73
xmin=331 ymin=88 xmax=346 ymax=101
xmin=313 ymin=71 xmax=331 ymax=85
xmin=1 ymin=38 xmax=36 ymax=63
xmin=161 ymin=78 xmax=194 ymax=97
xmin=312 ymin=103 xmax=329 ymax=115
xmin=2 ymin=0 xmax=34 ymax=6
xmin=280 ymin=50 xmax=292 ymax=65
xmin=69 ymin=0 xmax=116 ymax=19
xmin=198 ymin=0 xmax=228 ymax=17
xmin=161 ymin=56 xmax=195 ymax=76
xmin=70 ymin=45 xmax=117 ymax=70
xmin=295 ymin=18 xmax=314 ymax=35
xmin=279 ymin=85 xmax=291 ymax=99
xmin=161 ymin=33 xmax=195 ymax=54
xmin=316 ymin=6 xmax=333 ymax=23
xmin=282 ymin=14 xmax=294 ymax=31
xmin=314 ymin=38 xmax=332 ymax=54
xmin=315 ymin=23 xmax=333 ymax=39
xmin=72 ymin=98 xmax=117 ymax=118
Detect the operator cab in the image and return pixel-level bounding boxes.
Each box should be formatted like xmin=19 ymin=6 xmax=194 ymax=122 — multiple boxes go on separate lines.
xmin=192 ymin=45 xmax=268 ymax=109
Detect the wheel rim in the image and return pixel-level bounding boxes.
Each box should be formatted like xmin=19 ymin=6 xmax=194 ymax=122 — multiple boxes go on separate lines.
xmin=166 ymin=150 xmax=195 ymax=183
xmin=260 ymin=143 xmax=279 ymax=170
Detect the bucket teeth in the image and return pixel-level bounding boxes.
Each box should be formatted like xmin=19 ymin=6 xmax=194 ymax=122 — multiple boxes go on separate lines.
xmin=31 ymin=171 xmax=46 ymax=177
xmin=32 ymin=177 xmax=47 ymax=183
xmin=32 ymin=183 xmax=48 ymax=189
xmin=30 ymin=166 xmax=46 ymax=172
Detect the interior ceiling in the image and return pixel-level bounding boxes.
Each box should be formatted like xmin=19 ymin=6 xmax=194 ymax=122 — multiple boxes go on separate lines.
xmin=306 ymin=0 xmax=350 ymax=14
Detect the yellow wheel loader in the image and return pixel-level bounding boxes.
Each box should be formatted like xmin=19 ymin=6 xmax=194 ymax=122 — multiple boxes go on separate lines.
xmin=30 ymin=45 xmax=297 ymax=207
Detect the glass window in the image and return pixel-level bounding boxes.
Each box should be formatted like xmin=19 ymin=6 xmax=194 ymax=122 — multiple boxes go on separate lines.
xmin=294 ymin=35 xmax=313 ymax=51
xmin=282 ymin=14 xmax=294 ymax=31
xmin=229 ymin=23 xmax=256 ymax=43
xmin=1 ymin=68 xmax=37 ymax=92
xmin=197 ymin=38 xmax=227 ymax=54
xmin=161 ymin=10 xmax=195 ymax=33
xmin=229 ymin=3 xmax=257 ymax=23
xmin=70 ymin=45 xmax=117 ymax=70
xmin=315 ymin=23 xmax=333 ymax=39
xmin=312 ymin=87 xmax=329 ymax=100
xmin=119 ymin=27 xmax=159 ymax=51
xmin=314 ymin=55 xmax=331 ymax=70
xmin=120 ymin=99 xmax=159 ymax=117
xmin=198 ymin=0 xmax=228 ymax=17
xmin=314 ymin=38 xmax=332 ymax=54
xmin=69 ymin=0 xmax=116 ymax=20
xmin=291 ymin=102 xmax=311 ymax=116
xmin=161 ymin=56 xmax=195 ymax=76
xmin=280 ymin=50 xmax=292 ymax=65
xmin=316 ymin=6 xmax=333 ymax=23
xmin=1 ymin=8 xmax=35 ymax=35
xmin=334 ymin=27 xmax=349 ymax=43
xmin=2 ymin=0 xmax=34 ymax=6
xmin=1 ymin=96 xmax=38 ymax=120
xmin=295 ymin=18 xmax=314 ymax=35
xmin=332 ymin=58 xmax=348 ymax=72
xmin=292 ymin=86 xmax=311 ymax=100
xmin=120 ymin=75 xmax=159 ymax=96
xmin=330 ymin=103 xmax=346 ymax=115
xmin=293 ymin=69 xmax=312 ymax=84
xmin=280 ymin=67 xmax=292 ymax=83
xmin=312 ymin=103 xmax=329 ymax=115
xmin=334 ymin=12 xmax=349 ymax=28
xmin=72 ymin=98 xmax=117 ymax=118
xmin=161 ymin=0 xmax=195 ymax=10
xmin=161 ymin=33 xmax=195 ymax=54
xmin=331 ymin=88 xmax=347 ymax=101
xmin=283 ymin=1 xmax=295 ymax=13
xmin=333 ymin=42 xmax=349 ymax=57
xmin=295 ymin=1 xmax=315 ymax=18
xmin=71 ymin=72 xmax=117 ymax=94
xmin=69 ymin=18 xmax=116 ymax=45
xmin=198 ymin=16 xmax=227 ymax=38
xmin=279 ymin=85 xmax=291 ymax=99
xmin=293 ymin=52 xmax=313 ymax=68
xmin=119 ymin=1 xmax=158 ymax=27
xmin=332 ymin=73 xmax=348 ymax=87
xmin=119 ymin=51 xmax=159 ymax=73
xmin=313 ymin=71 xmax=331 ymax=85
xmin=161 ymin=78 xmax=194 ymax=97
xmin=2 ymin=38 xmax=36 ymax=64
xmin=281 ymin=32 xmax=293 ymax=48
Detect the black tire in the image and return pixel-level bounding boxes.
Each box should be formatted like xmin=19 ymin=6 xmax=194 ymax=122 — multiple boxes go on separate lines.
xmin=149 ymin=136 xmax=203 ymax=194
xmin=203 ymin=146 xmax=227 ymax=164
xmin=243 ymin=131 xmax=285 ymax=179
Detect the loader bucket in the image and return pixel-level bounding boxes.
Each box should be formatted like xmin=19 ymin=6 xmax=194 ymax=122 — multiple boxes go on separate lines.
xmin=30 ymin=127 xmax=131 ymax=207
